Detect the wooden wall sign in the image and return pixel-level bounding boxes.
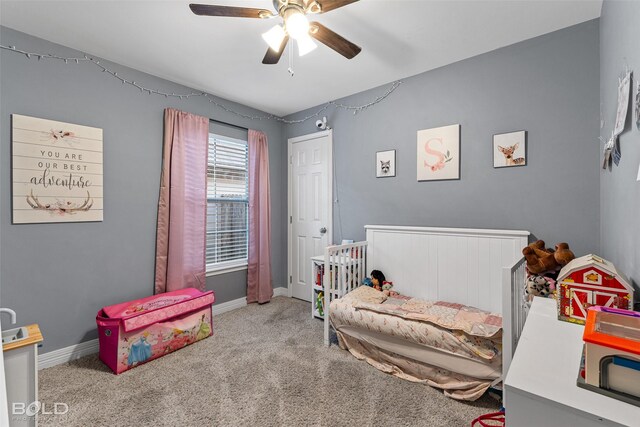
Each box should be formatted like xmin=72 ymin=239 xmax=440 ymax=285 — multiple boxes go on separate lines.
xmin=12 ymin=114 xmax=103 ymax=224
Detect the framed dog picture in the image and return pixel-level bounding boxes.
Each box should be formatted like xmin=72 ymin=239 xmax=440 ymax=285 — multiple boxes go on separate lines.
xmin=376 ymin=150 xmax=396 ymax=178
xmin=493 ymin=131 xmax=527 ymax=168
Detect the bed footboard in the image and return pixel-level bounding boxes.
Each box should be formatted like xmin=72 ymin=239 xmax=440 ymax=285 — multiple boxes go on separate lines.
xmin=502 ymin=256 xmax=528 ymax=380
xmin=323 ymin=241 xmax=368 ymax=346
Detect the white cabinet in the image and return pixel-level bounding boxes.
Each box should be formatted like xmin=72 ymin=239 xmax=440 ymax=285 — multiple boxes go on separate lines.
xmin=3 ymin=324 xmax=43 ymax=427
xmin=505 ymin=298 xmax=639 ymax=426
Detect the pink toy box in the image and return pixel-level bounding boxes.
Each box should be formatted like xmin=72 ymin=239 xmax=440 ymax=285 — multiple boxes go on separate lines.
xmin=96 ymin=288 xmax=214 ymax=374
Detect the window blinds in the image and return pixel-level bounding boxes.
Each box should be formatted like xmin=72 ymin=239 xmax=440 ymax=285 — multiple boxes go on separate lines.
xmin=206 ymin=135 xmax=249 ymax=269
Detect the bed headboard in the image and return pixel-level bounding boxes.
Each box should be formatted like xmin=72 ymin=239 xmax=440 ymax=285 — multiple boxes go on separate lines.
xmin=365 ymin=225 xmax=529 ymax=314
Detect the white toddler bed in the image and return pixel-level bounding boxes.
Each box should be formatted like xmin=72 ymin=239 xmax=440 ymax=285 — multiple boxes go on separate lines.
xmin=322 ymin=225 xmax=530 ymax=399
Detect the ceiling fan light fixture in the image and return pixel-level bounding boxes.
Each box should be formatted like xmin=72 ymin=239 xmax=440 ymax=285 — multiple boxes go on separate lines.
xmin=297 ymin=34 xmax=317 ymax=56
xmin=262 ymin=24 xmax=286 ymax=51
xmin=284 ymin=9 xmax=309 ymax=40
xmin=188 ymin=1 xmax=362 ymax=65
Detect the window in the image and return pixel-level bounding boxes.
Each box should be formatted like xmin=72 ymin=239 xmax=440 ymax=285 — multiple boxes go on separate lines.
xmin=206 ymin=134 xmax=249 ymax=273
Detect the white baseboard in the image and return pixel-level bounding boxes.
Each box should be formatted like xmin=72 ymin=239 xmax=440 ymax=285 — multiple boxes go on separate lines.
xmin=211 ymin=296 xmax=247 ymax=315
xmin=273 ymin=286 xmax=288 ymax=297
xmin=39 ymin=338 xmax=99 ymax=370
xmin=38 ymin=287 xmax=290 ymax=370
xmin=211 ymin=286 xmax=288 ymax=315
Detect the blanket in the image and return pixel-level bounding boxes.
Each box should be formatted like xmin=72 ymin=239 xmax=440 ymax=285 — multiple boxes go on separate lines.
xmin=330 ymin=287 xmax=503 ymax=400
xmin=353 ymin=296 xmax=502 ymax=339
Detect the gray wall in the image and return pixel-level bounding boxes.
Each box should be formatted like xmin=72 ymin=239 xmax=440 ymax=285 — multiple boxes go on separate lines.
xmin=0 ymin=27 xmax=287 ymax=353
xmin=0 ymin=17 xmax=607 ymax=354
xmin=600 ymin=1 xmax=640 ymax=291
xmin=285 ymin=20 xmax=601 ymax=258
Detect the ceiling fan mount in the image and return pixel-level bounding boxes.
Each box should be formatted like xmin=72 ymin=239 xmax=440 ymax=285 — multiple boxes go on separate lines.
xmin=189 ymin=0 xmax=361 ymax=65
xmin=271 ymin=0 xmax=321 ymax=16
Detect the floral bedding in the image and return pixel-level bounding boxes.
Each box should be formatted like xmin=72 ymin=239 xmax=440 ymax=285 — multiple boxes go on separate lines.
xmin=329 ymin=286 xmax=503 ymax=400
xmin=332 ymin=287 xmax=502 ymax=361
xmin=356 ymin=296 xmax=503 ymax=339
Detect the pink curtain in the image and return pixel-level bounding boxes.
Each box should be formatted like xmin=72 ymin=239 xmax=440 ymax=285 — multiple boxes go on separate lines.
xmin=155 ymin=108 xmax=209 ymax=294
xmin=247 ymin=130 xmax=273 ymax=303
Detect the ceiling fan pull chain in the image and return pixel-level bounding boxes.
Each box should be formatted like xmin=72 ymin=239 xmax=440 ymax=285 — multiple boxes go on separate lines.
xmin=287 ymin=41 xmax=295 ymax=77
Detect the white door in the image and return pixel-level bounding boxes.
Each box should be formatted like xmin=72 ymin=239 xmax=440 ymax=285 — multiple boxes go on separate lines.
xmin=288 ymin=131 xmax=332 ymax=301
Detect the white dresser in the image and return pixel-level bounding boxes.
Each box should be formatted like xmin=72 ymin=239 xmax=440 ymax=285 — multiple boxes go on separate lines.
xmin=505 ymin=297 xmax=639 ymax=426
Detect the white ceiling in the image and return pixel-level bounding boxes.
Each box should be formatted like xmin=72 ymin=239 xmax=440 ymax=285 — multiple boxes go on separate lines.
xmin=0 ymin=0 xmax=602 ymax=116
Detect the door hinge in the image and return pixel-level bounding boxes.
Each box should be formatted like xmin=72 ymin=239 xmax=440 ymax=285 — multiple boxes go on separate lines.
xmin=289 ymin=275 xmax=292 ymax=283
xmin=290 ymin=216 xmax=292 ymax=224
xmin=290 ymin=155 xmax=293 ymax=165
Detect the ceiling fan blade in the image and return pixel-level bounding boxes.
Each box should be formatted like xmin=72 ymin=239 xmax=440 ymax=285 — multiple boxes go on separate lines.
xmin=189 ymin=4 xmax=273 ymax=18
xmin=309 ymin=22 xmax=361 ymax=59
xmin=262 ymin=35 xmax=289 ymax=64
xmin=317 ymin=0 xmax=359 ymax=13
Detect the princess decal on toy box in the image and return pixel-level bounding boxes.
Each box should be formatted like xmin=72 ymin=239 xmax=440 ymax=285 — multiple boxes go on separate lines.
xmin=117 ymin=309 xmax=213 ymax=371
xmin=127 ymin=334 xmax=152 ymax=366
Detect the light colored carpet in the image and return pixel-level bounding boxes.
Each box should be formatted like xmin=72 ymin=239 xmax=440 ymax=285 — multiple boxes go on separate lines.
xmin=39 ymin=296 xmax=499 ymax=426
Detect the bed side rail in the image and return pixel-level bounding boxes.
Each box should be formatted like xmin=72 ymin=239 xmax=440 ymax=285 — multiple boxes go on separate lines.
xmin=502 ymin=256 xmax=528 ymax=380
xmin=323 ymin=241 xmax=368 ymax=346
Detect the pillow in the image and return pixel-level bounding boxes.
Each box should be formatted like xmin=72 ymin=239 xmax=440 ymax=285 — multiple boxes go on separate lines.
xmin=343 ymin=285 xmax=387 ymax=304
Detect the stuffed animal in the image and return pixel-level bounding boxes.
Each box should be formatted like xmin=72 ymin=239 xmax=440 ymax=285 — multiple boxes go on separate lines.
xmin=522 ymin=240 xmax=559 ymax=274
xmin=554 ymin=243 xmax=575 ymax=266
xmin=523 ymin=240 xmax=576 ymax=274
xmin=363 ymin=277 xmax=373 ymax=287
xmin=381 ymin=282 xmax=398 ymax=297
xmin=525 ymin=275 xmax=557 ymax=300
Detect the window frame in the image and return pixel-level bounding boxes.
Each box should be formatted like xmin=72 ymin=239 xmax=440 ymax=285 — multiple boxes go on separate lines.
xmin=206 ymin=133 xmax=249 ymax=275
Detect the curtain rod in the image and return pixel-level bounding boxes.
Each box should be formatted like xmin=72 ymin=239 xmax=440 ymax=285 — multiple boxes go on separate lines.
xmin=209 ymin=118 xmax=249 ymax=132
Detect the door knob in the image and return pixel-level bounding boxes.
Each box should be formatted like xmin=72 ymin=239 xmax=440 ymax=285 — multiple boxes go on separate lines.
xmin=319 ymin=227 xmax=327 ymax=235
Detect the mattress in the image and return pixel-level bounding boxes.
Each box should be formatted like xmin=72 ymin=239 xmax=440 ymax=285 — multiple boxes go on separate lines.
xmin=329 ymin=286 xmax=502 ymax=401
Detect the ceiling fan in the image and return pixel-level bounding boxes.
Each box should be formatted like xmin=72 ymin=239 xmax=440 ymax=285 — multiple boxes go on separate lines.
xmin=189 ymin=0 xmax=362 ymax=64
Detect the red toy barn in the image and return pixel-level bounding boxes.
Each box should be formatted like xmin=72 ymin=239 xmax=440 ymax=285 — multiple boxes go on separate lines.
xmin=557 ymin=254 xmax=634 ymax=325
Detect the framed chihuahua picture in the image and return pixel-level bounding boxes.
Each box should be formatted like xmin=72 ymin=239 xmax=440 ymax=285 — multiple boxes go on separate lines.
xmin=493 ymin=131 xmax=527 ymax=168
xmin=376 ymin=150 xmax=396 ymax=178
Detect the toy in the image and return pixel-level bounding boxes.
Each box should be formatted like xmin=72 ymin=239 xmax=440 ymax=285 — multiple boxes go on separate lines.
xmin=363 ymin=277 xmax=373 ymax=287
xmin=381 ymin=282 xmax=398 ymax=297
xmin=557 ymin=254 xmax=634 ymax=325
xmin=522 ymin=240 xmax=575 ymax=274
xmin=522 ymin=240 xmax=558 ymax=274
xmin=369 ymin=270 xmax=398 ymax=296
xmin=316 ymin=291 xmax=324 ymax=317
xmin=96 ymin=287 xmax=214 ymax=374
xmin=370 ymin=270 xmax=386 ymax=292
xmin=554 ymin=242 xmax=575 ymax=266
xmin=577 ymin=306 xmax=640 ymax=406
xmin=525 ymin=275 xmax=556 ymax=300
